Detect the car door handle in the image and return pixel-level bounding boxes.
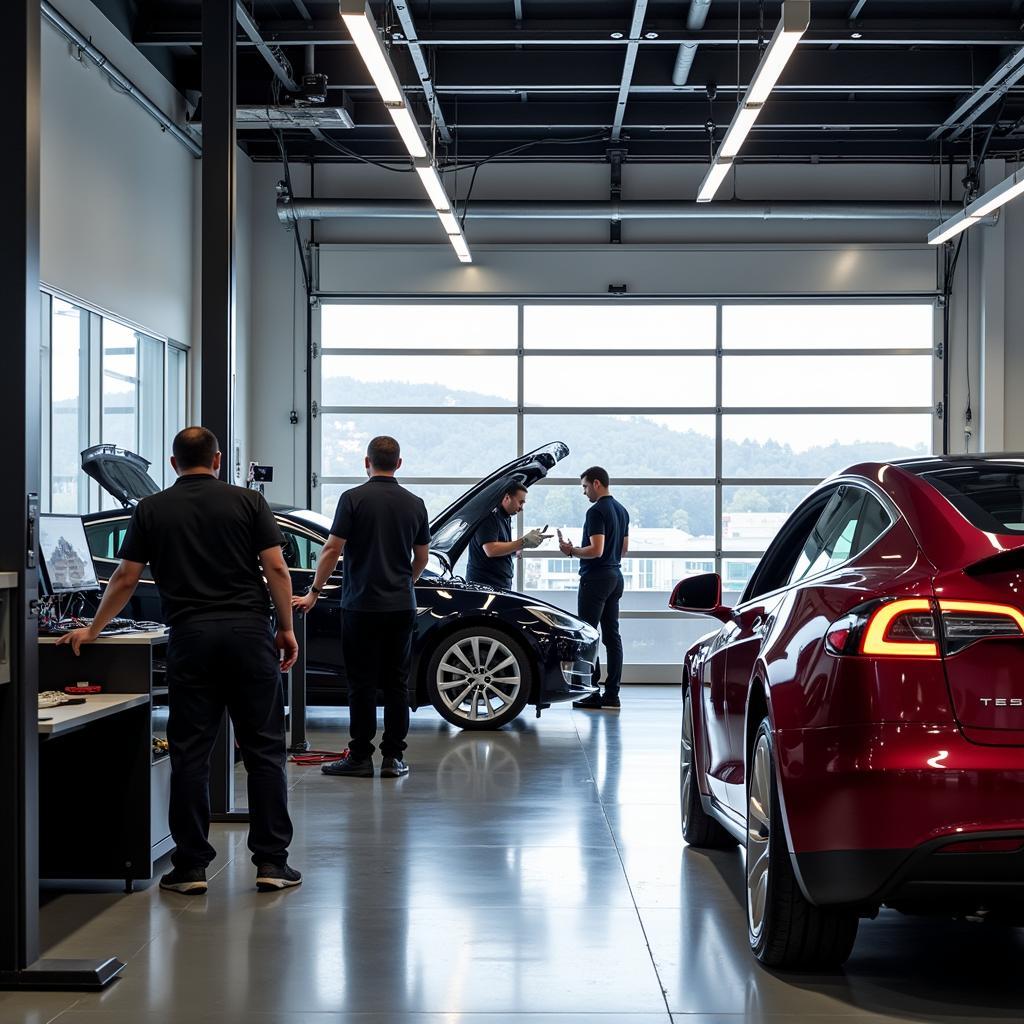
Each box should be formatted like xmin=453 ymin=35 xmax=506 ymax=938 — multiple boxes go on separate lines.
xmin=751 ymin=615 xmax=764 ymax=634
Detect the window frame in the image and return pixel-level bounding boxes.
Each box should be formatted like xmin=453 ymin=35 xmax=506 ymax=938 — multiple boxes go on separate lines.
xmin=314 ymin=297 xmax=936 ymax=674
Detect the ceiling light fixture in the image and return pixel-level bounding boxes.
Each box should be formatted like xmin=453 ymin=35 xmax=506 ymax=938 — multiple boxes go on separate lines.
xmin=414 ymin=159 xmax=452 ymax=211
xmin=610 ymin=31 xmax=624 ymax=39
xmin=437 ymin=209 xmax=461 ymax=234
xmin=696 ymin=0 xmax=810 ymax=203
xmin=449 ymin=231 xmax=472 ymax=263
xmin=928 ymin=165 xmax=1024 ymax=245
xmin=387 ymin=103 xmax=428 ymax=158
xmin=339 ymin=0 xmax=403 ymax=105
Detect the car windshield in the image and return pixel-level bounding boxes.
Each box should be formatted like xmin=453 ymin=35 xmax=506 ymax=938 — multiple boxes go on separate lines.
xmin=912 ymin=461 xmax=1024 ymax=535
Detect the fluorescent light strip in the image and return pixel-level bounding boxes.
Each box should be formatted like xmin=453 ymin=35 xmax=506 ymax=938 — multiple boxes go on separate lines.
xmin=696 ymin=0 xmax=809 ymax=203
xmin=927 ymin=166 xmax=1024 ymax=244
xmin=339 ymin=0 xmax=403 ymax=105
xmin=927 ymin=210 xmax=978 ymax=246
xmin=966 ymin=166 xmax=1024 ymax=219
xmin=449 ymin=232 xmax=472 ymax=263
xmin=437 ymin=209 xmax=461 ymax=234
xmin=387 ymin=104 xmax=427 ymax=159
xmin=697 ymin=159 xmax=734 ymax=203
xmin=717 ymin=104 xmax=764 ymax=161
xmin=414 ymin=160 xmax=452 ymax=210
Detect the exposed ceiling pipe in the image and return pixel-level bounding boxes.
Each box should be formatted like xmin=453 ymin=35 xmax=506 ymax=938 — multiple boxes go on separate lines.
xmin=277 ymin=197 xmax=989 ymax=224
xmin=672 ymin=0 xmax=713 ymax=87
xmin=40 ymin=1 xmax=201 ymax=157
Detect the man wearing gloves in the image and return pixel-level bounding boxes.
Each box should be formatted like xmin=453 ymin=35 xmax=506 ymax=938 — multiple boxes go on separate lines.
xmin=467 ymin=483 xmax=549 ymax=591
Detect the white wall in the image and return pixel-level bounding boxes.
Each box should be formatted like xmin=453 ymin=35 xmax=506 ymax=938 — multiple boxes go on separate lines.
xmin=41 ymin=0 xmax=196 ymax=346
xmin=249 ymin=159 xmax=964 ymax=507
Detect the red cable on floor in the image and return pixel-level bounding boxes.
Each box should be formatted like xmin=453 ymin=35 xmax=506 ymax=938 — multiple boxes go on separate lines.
xmin=289 ymin=749 xmax=348 ymax=765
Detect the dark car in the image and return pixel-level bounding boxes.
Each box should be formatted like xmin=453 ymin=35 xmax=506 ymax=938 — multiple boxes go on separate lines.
xmin=80 ymin=442 xmax=599 ymax=730
xmin=671 ymin=455 xmax=1024 ymax=969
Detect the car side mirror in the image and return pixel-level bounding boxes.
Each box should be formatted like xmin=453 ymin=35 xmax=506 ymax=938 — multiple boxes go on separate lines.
xmin=668 ymin=573 xmax=731 ymax=622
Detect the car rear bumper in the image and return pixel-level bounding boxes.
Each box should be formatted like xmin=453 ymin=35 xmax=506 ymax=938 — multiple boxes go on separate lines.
xmin=795 ymin=832 xmax=1024 ymax=914
xmin=777 ymin=722 xmax=1024 ymax=907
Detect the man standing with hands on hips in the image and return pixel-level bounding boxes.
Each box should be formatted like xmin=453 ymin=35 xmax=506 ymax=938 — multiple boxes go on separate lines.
xmin=294 ymin=435 xmax=430 ymax=778
xmin=559 ymin=466 xmax=629 ymax=710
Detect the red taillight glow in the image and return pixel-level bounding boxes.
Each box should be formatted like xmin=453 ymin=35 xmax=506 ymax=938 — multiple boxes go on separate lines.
xmin=861 ymin=599 xmax=938 ymax=657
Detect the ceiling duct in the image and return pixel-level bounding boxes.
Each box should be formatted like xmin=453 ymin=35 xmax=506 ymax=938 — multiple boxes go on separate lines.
xmin=277 ymin=197 xmax=988 ymax=224
xmin=234 ymin=104 xmax=354 ymax=130
xmin=672 ymin=0 xmax=713 ymax=87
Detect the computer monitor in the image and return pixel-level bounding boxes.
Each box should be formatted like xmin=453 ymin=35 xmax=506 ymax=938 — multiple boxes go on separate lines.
xmin=38 ymin=515 xmax=100 ymax=595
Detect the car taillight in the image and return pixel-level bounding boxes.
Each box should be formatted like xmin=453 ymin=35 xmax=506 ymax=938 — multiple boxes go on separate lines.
xmin=825 ymin=598 xmax=1024 ymax=658
xmin=937 ymin=600 xmax=1024 ymax=655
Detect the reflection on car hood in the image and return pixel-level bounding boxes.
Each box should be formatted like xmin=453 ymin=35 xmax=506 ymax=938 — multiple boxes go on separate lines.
xmin=428 ymin=442 xmax=569 ymax=566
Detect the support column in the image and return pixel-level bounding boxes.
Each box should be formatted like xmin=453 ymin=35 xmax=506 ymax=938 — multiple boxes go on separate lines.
xmin=979 ymin=158 xmax=1006 ymax=452
xmin=202 ymin=0 xmax=246 ymax=820
xmin=0 ymin=0 xmax=121 ymax=991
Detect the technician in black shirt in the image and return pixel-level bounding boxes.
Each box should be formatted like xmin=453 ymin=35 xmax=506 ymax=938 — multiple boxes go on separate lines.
xmin=294 ymin=435 xmax=430 ymax=779
xmin=558 ymin=466 xmax=630 ymax=710
xmin=58 ymin=427 xmax=301 ymax=895
xmin=466 ymin=483 xmax=550 ymax=590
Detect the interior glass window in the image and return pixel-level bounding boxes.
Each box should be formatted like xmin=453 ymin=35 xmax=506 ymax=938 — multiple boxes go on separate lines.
xmin=789 ymin=488 xmax=869 ymax=584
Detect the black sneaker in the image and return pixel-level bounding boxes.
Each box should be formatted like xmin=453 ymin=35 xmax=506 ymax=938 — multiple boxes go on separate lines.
xmin=256 ymin=863 xmax=302 ymax=893
xmin=381 ymin=757 xmax=409 ymax=778
xmin=159 ymin=866 xmax=207 ymax=895
xmin=573 ymin=691 xmax=620 ymax=710
xmin=321 ymin=753 xmax=374 ymax=777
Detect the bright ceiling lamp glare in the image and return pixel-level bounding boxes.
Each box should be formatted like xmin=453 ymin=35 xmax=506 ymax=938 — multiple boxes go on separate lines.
xmin=437 ymin=209 xmax=461 ymax=234
xmin=696 ymin=0 xmax=810 ymax=203
xmin=414 ymin=159 xmax=452 ymax=210
xmin=928 ymin=166 xmax=1024 ymax=244
xmin=696 ymin=159 xmax=733 ymax=202
xmin=449 ymin=231 xmax=472 ymax=263
xmin=387 ymin=103 xmax=428 ymax=159
xmin=339 ymin=0 xmax=403 ymax=105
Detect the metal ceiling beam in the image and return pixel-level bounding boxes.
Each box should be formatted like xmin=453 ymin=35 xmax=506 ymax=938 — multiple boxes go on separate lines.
xmin=929 ymin=44 xmax=1024 ymax=140
xmin=292 ymin=0 xmax=312 ymax=19
xmin=392 ymin=1 xmax=452 ymax=145
xmin=611 ymin=0 xmax=648 ymax=142
xmin=236 ymin=2 xmax=299 ymax=92
xmin=848 ymin=0 xmax=869 ymax=18
xmin=133 ymin=19 xmax=1024 ymax=48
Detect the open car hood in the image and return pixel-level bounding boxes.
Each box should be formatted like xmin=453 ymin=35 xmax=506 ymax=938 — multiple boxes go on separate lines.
xmin=429 ymin=442 xmax=569 ymax=567
xmin=81 ymin=445 xmax=162 ymax=507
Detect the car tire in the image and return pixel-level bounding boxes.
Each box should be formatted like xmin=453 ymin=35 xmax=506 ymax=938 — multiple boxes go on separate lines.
xmin=680 ymin=687 xmax=737 ymax=849
xmin=426 ymin=626 xmax=532 ymax=731
xmin=747 ymin=716 xmax=859 ymax=969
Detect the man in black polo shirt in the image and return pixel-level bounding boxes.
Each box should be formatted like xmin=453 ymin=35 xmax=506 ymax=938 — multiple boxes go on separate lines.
xmin=58 ymin=427 xmax=301 ymax=895
xmin=466 ymin=483 xmax=549 ymax=590
xmin=294 ymin=435 xmax=430 ymax=778
xmin=558 ymin=466 xmax=630 ymax=710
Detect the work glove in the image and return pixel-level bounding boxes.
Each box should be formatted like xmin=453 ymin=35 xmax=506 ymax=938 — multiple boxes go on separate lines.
xmin=521 ymin=528 xmax=552 ymax=549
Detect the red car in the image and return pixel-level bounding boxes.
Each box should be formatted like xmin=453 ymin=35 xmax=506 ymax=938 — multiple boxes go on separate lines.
xmin=673 ymin=456 xmax=1024 ymax=969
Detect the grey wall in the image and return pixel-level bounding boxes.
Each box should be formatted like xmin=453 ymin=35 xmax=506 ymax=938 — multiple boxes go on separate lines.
xmin=41 ymin=0 xmax=195 ymax=346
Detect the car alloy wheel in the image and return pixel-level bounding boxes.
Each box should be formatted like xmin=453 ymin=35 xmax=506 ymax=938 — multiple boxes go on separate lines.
xmin=746 ymin=716 xmax=859 ymax=968
xmin=427 ymin=626 xmax=532 ymax=730
xmin=746 ymin=731 xmax=773 ymax=942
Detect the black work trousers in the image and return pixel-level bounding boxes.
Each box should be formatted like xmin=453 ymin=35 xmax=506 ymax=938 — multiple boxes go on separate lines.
xmin=342 ymin=608 xmax=416 ymax=759
xmin=577 ymin=572 xmax=625 ymax=698
xmin=166 ymin=617 xmax=292 ymax=870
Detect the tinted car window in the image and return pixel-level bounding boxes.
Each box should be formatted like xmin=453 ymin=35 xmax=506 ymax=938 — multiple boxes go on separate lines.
xmin=913 ymin=464 xmax=1024 ymax=534
xmin=280 ymin=526 xmax=323 ymax=570
xmin=85 ymin=519 xmax=128 ymax=560
xmin=788 ymin=487 xmax=890 ymax=585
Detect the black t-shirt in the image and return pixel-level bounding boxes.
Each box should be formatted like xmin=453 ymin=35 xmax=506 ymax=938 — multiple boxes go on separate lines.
xmin=467 ymin=509 xmax=514 ymax=590
xmin=117 ymin=474 xmax=285 ymax=626
xmin=579 ymin=495 xmax=630 ymax=580
xmin=330 ymin=477 xmax=431 ymax=611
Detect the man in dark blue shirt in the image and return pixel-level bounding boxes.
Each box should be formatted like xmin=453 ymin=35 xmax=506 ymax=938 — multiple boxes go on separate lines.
xmin=467 ymin=483 xmax=550 ymax=590
xmin=558 ymin=466 xmax=629 ymax=709
xmin=294 ymin=436 xmax=430 ymax=777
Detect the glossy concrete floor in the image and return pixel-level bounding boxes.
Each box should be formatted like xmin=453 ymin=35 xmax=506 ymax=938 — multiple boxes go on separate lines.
xmin=7 ymin=686 xmax=1024 ymax=1024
